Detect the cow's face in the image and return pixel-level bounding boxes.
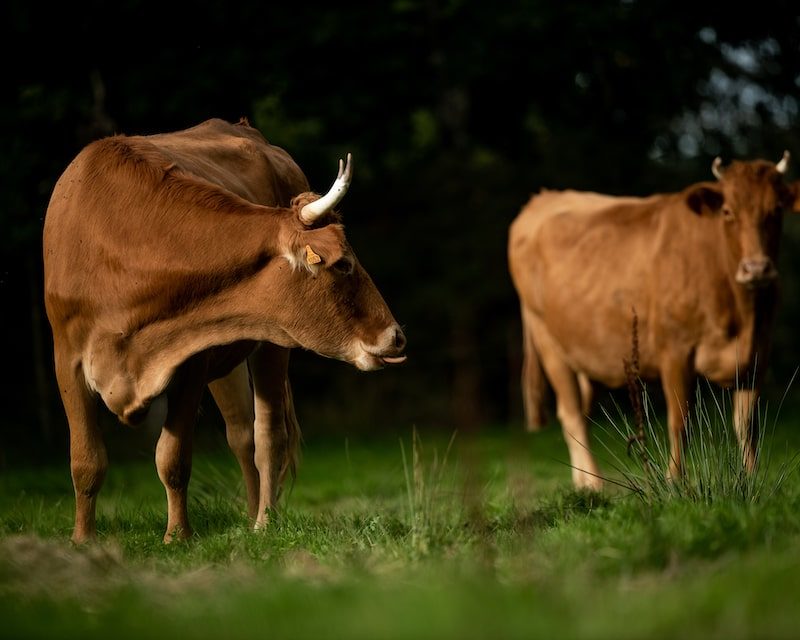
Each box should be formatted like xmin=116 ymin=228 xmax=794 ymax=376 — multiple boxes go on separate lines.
xmin=267 ymin=155 xmax=406 ymax=370
xmin=687 ymin=152 xmax=800 ymax=288
xmin=267 ymin=197 xmax=406 ymax=371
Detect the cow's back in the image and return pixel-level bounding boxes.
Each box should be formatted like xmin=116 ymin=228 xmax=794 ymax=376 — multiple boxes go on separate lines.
xmin=509 ymin=189 xmax=660 ymax=307
xmin=143 ymin=118 xmax=309 ymax=206
xmin=510 ymin=189 xmax=645 ymax=237
xmin=44 ymin=119 xmax=303 ymax=317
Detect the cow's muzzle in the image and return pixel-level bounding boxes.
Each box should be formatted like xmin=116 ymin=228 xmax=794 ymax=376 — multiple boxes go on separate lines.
xmin=354 ymin=325 xmax=407 ymax=370
xmin=736 ymin=256 xmax=777 ymax=288
xmin=382 ymin=326 xmax=407 ymax=364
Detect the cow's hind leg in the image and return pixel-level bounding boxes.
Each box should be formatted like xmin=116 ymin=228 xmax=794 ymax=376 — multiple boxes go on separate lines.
xmin=533 ymin=326 xmax=602 ymax=490
xmin=249 ymin=343 xmax=297 ymax=529
xmin=156 ymin=360 xmax=205 ymax=543
xmin=521 ymin=307 xmax=548 ymax=431
xmin=56 ymin=354 xmax=106 ymax=543
xmin=208 ymin=362 xmax=259 ymax=520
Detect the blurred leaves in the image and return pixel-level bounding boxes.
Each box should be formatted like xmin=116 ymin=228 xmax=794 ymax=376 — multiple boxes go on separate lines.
xmin=2 ymin=0 xmax=800 ymax=451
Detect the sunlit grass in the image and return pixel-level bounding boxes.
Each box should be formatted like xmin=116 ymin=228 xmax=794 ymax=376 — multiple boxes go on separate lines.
xmin=3 ymin=419 xmax=800 ymax=638
xmin=597 ymin=379 xmax=800 ymax=506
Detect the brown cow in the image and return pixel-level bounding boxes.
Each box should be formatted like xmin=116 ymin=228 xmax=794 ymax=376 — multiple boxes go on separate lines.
xmin=43 ymin=118 xmax=406 ymax=542
xmin=509 ymin=152 xmax=799 ymax=489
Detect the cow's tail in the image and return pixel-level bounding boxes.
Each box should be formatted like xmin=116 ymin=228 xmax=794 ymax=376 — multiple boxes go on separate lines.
xmin=521 ymin=307 xmax=548 ymax=431
xmin=278 ymin=378 xmax=302 ymax=489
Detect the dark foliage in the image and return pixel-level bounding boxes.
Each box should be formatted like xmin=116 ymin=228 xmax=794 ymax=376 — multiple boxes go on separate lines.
xmin=2 ymin=1 xmax=799 ymax=459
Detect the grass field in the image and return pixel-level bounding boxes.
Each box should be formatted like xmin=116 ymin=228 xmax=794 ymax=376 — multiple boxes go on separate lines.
xmin=3 ymin=392 xmax=800 ymax=639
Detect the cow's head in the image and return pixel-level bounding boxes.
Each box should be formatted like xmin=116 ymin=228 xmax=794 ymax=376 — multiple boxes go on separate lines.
xmin=686 ymin=151 xmax=800 ymax=288
xmin=269 ymin=154 xmax=407 ymax=370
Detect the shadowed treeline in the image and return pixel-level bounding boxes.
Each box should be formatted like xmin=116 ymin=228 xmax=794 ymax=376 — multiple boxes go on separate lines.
xmin=3 ymin=1 xmax=800 ymax=459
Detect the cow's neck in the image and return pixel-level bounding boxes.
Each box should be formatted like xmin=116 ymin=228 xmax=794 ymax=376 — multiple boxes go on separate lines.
xmin=677 ymin=210 xmax=777 ymax=385
xmin=93 ymin=272 xmax=296 ymax=418
xmin=711 ymin=256 xmax=776 ymax=382
xmin=114 ymin=196 xmax=295 ymax=280
xmin=88 ymin=237 xmax=298 ymax=421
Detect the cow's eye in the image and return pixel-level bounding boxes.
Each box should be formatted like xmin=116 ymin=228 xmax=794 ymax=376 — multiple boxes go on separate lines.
xmin=331 ymin=258 xmax=354 ymax=275
xmin=722 ymin=207 xmax=735 ymax=221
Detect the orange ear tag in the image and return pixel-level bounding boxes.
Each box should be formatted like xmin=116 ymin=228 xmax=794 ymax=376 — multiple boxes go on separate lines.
xmin=305 ymin=244 xmax=322 ymax=265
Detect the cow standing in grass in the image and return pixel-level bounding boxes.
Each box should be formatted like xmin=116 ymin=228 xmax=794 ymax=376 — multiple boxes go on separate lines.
xmin=509 ymin=152 xmax=799 ymax=489
xmin=43 ymin=118 xmax=407 ymax=542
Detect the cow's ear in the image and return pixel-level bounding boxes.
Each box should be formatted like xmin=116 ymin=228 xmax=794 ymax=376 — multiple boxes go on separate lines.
xmin=787 ymin=181 xmax=800 ymax=214
xmin=686 ymin=185 xmax=724 ymax=216
xmin=292 ymin=225 xmax=345 ymax=269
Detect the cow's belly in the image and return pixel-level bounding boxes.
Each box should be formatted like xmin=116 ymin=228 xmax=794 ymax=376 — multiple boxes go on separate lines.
xmin=530 ymin=304 xmax=659 ymax=390
xmin=565 ymin=343 xmax=661 ymax=389
xmin=204 ymin=341 xmax=258 ymax=382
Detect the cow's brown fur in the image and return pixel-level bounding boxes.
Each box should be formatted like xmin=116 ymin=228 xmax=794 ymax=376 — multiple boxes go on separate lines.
xmin=44 ymin=118 xmax=406 ymax=542
xmin=509 ymin=155 xmax=800 ymax=489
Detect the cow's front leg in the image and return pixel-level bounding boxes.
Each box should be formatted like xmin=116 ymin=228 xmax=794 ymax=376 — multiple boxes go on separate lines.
xmin=156 ymin=361 xmax=205 ymax=543
xmin=209 ymin=362 xmax=259 ymax=521
xmin=733 ymin=388 xmax=759 ymax=473
xmin=56 ymin=354 xmax=106 ymax=543
xmin=249 ymin=343 xmax=296 ymax=528
xmin=660 ymin=355 xmax=695 ymax=481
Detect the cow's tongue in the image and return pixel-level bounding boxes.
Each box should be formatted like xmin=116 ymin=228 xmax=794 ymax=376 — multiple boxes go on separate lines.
xmin=381 ymin=355 xmax=407 ymax=364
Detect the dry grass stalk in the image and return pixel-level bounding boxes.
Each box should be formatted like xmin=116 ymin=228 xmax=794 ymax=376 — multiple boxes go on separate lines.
xmin=622 ymin=309 xmax=648 ymax=465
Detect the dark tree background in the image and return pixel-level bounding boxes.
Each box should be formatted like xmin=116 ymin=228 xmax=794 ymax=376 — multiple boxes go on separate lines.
xmin=3 ymin=1 xmax=800 ymax=460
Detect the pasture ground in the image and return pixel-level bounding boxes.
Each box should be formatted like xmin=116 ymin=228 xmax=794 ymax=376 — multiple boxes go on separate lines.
xmin=3 ymin=398 xmax=800 ymax=639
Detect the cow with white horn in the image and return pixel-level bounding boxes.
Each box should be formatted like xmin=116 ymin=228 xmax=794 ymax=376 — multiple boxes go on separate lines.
xmin=44 ymin=118 xmax=407 ymax=543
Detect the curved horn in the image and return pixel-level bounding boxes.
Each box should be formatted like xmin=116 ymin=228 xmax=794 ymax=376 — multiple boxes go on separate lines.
xmin=712 ymin=156 xmax=724 ymax=180
xmin=299 ymin=153 xmax=353 ymax=225
xmin=776 ymin=150 xmax=790 ymax=174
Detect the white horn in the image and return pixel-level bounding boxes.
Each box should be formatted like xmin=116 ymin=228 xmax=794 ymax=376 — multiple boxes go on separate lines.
xmin=776 ymin=150 xmax=790 ymax=174
xmin=299 ymin=153 xmax=353 ymax=225
xmin=712 ymin=156 xmax=724 ymax=180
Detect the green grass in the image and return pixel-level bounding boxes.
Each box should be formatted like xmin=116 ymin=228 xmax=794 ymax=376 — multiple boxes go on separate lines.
xmin=3 ymin=408 xmax=800 ymax=639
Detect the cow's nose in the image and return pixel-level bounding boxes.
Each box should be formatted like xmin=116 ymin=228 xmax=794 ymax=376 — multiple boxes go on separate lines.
xmin=394 ymin=326 xmax=407 ymax=352
xmin=737 ymin=256 xmax=776 ymax=285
